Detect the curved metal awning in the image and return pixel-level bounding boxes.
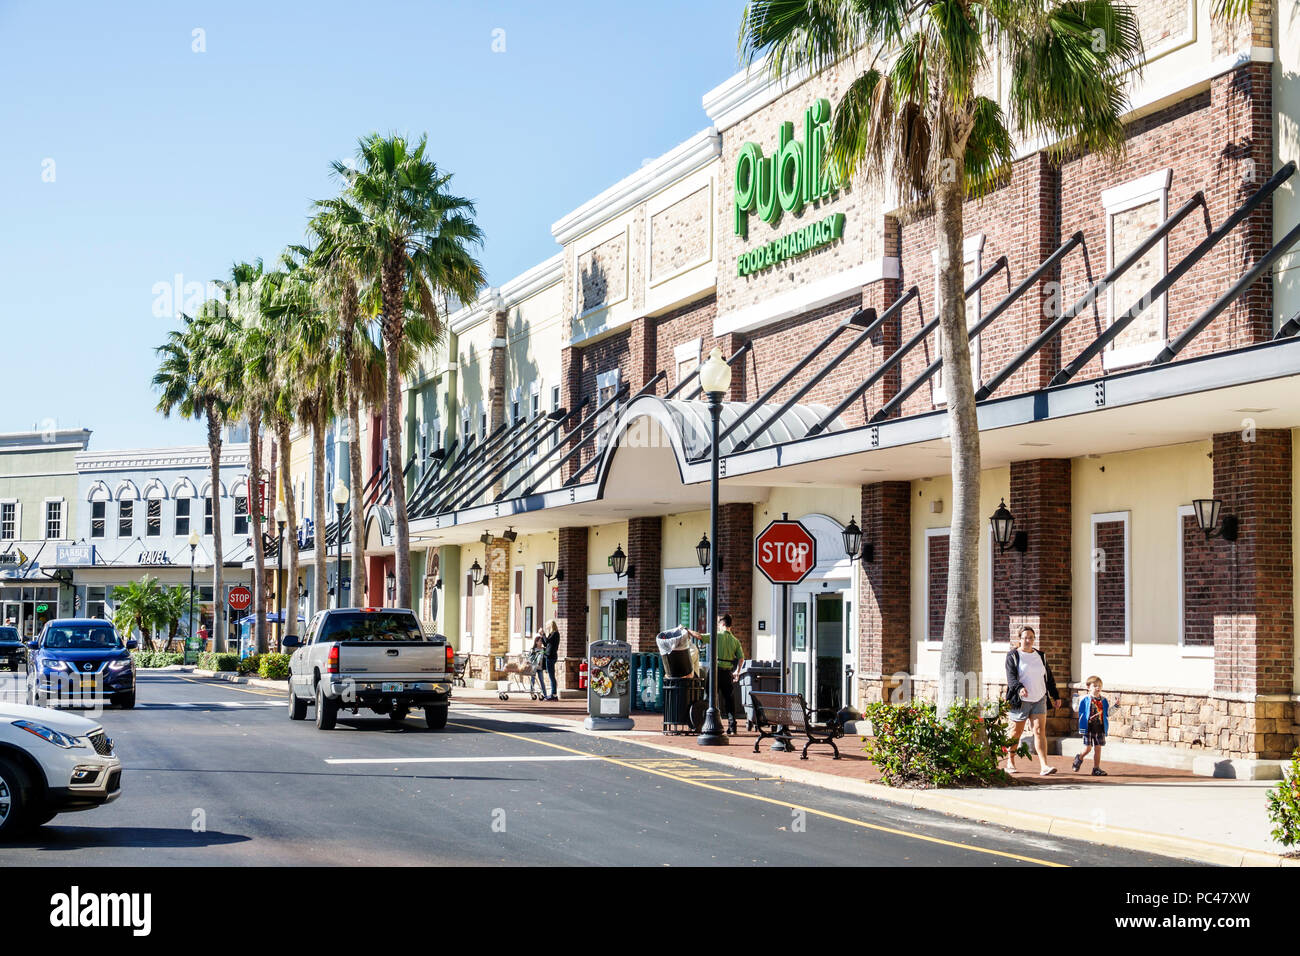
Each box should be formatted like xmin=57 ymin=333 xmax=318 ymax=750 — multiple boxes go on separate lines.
xmin=659 ymin=398 xmax=846 ymax=460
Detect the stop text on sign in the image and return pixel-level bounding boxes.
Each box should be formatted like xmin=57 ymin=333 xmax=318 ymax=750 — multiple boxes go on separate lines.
xmin=753 ymin=519 xmax=818 ymax=585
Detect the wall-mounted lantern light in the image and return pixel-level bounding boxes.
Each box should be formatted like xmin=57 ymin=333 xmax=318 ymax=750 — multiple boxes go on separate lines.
xmin=842 ymin=516 xmax=875 ymax=563
xmin=610 ymin=544 xmax=633 ymax=581
xmin=1193 ymin=497 xmax=1238 ymax=541
xmin=696 ymin=534 xmax=711 ymax=572
xmin=989 ymin=498 xmax=1028 ymax=554
xmin=385 ymin=570 xmax=396 ymax=601
xmin=542 ymin=560 xmax=563 ymax=583
xmin=470 ymin=559 xmax=490 ymax=589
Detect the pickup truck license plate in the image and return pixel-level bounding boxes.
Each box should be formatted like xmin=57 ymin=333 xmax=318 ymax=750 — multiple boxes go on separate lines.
xmin=381 ymin=682 xmax=404 ymax=693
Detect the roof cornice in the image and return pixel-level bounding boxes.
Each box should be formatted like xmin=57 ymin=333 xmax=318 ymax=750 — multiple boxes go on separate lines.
xmin=702 ymin=58 xmax=814 ymax=132
xmin=550 ymin=128 xmax=721 ymax=246
xmin=75 ymin=444 xmax=249 ymax=471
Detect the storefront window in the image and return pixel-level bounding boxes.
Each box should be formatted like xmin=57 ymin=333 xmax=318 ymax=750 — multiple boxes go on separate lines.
xmin=86 ymin=586 xmax=107 ymax=620
xmin=118 ymin=500 xmax=134 ymax=537
xmin=0 ymin=502 xmax=15 ymax=540
xmin=670 ymin=586 xmax=709 ymax=633
xmin=234 ymin=495 xmax=249 ymax=535
xmin=45 ymin=500 xmax=63 ymax=539
xmin=204 ymin=498 xmax=213 ymax=535
xmin=91 ymin=500 xmax=106 ymax=538
xmin=175 ymin=498 xmax=190 ymax=535
xmin=146 ymin=499 xmax=162 ymax=536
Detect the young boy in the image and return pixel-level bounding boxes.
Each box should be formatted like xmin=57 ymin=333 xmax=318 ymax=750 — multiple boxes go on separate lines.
xmin=1072 ymin=676 xmax=1109 ymax=776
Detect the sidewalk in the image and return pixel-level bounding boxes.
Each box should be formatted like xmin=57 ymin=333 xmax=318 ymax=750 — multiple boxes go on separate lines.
xmin=454 ymin=689 xmax=1298 ymax=867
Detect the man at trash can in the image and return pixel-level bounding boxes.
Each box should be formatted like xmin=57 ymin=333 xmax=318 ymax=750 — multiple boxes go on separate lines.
xmin=688 ymin=614 xmax=744 ymax=735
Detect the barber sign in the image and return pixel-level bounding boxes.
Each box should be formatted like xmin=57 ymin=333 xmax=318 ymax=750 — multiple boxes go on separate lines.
xmin=754 ymin=519 xmax=817 ymax=585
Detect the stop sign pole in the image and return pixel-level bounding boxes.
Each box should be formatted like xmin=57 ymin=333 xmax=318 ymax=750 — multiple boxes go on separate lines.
xmin=754 ymin=515 xmax=817 ymax=752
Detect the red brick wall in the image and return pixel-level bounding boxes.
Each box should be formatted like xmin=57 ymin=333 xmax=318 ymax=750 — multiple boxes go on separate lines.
xmin=626 ymin=515 xmax=662 ymax=652
xmin=1007 ymin=459 xmax=1072 ymax=683
xmin=555 ymin=526 xmax=588 ymax=682
xmin=1211 ymin=428 xmax=1294 ymax=697
xmin=926 ymin=532 xmax=948 ymax=642
xmin=1181 ymin=513 xmax=1215 ymax=648
xmin=718 ymin=502 xmax=754 ymax=656
xmin=1093 ymin=519 xmax=1127 ymax=645
xmin=858 ymin=482 xmax=911 ymax=682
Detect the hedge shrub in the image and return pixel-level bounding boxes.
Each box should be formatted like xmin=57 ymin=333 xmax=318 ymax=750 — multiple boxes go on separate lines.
xmin=860 ymin=698 xmax=1029 ymax=788
xmin=131 ymin=650 xmax=184 ymax=668
xmin=1266 ymin=749 xmax=1300 ymax=848
xmin=197 ymin=651 xmax=239 ymax=672
xmin=257 ymin=653 xmax=291 ymax=681
xmin=238 ymin=653 xmax=262 ymax=676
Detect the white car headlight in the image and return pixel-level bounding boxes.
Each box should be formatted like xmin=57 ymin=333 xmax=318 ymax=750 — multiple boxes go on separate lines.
xmin=107 ymin=660 xmax=131 ymax=672
xmin=13 ymin=719 xmax=87 ymax=749
xmin=43 ymin=659 xmax=73 ymax=673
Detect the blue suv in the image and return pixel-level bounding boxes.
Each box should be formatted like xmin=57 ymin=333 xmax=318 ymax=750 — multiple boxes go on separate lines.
xmin=27 ymin=619 xmax=138 ymax=709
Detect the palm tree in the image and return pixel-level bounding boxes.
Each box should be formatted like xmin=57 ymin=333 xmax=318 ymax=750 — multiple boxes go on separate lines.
xmin=328 ymin=133 xmax=486 ymax=607
xmin=740 ymin=0 xmax=1144 ymax=710
xmin=158 ymin=584 xmax=195 ymax=652
xmin=154 ymin=308 xmax=233 ymax=652
xmin=213 ymin=260 xmax=271 ymax=653
xmin=111 ymin=577 xmax=165 ymax=650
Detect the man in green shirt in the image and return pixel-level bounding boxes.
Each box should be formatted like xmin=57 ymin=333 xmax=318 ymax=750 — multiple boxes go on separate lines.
xmin=689 ymin=614 xmax=745 ymax=735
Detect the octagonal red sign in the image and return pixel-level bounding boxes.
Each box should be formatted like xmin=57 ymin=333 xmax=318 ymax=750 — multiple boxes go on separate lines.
xmin=754 ymin=519 xmax=817 ymax=585
xmin=228 ymin=586 xmax=253 ymax=612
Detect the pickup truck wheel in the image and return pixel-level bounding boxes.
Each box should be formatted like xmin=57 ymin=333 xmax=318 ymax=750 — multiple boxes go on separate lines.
xmin=315 ymin=683 xmax=338 ymax=730
xmin=287 ymin=683 xmax=308 ymax=720
xmin=389 ymin=705 xmax=409 ymax=725
xmin=423 ymin=706 xmax=448 ymax=730
xmin=0 ymin=756 xmax=35 ymax=840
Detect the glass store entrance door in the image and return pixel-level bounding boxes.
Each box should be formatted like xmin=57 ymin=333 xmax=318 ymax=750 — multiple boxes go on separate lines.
xmin=813 ymin=594 xmax=844 ymax=714
xmin=599 ymin=592 xmax=627 ymax=643
xmin=789 ymin=587 xmax=852 ymax=713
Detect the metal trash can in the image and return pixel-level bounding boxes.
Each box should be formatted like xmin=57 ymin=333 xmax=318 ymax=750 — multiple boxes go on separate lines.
xmin=662 ymin=675 xmax=706 ymax=735
xmin=735 ymin=660 xmax=782 ymax=729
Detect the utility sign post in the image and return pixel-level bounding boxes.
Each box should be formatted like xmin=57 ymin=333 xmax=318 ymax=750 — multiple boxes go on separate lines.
xmin=754 ymin=515 xmax=816 ymax=752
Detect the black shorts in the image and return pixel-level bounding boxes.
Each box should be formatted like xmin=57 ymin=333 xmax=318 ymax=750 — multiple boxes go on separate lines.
xmin=1082 ymin=729 xmax=1106 ymax=747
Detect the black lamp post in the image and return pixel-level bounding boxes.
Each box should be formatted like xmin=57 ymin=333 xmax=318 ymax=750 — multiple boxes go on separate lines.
xmin=1193 ymin=497 xmax=1238 ymax=541
xmin=697 ymin=347 xmax=730 ymax=747
xmin=990 ymin=498 xmax=1028 ymax=554
xmin=187 ymin=530 xmax=199 ymax=662
xmin=332 ymin=481 xmax=349 ymax=608
xmin=274 ymin=501 xmax=287 ymax=644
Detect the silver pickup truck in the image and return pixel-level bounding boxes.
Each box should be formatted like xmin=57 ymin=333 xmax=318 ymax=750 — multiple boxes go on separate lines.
xmin=282 ymin=608 xmax=453 ymax=731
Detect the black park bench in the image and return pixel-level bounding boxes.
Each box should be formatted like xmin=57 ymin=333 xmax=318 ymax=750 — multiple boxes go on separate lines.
xmin=750 ymin=691 xmax=843 ymax=760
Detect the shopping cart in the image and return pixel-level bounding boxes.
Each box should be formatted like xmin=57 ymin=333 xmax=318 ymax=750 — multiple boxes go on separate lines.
xmin=496 ymin=654 xmax=546 ymax=701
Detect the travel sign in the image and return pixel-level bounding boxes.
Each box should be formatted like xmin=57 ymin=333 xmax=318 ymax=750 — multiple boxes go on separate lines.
xmin=733 ymin=97 xmax=845 ymax=276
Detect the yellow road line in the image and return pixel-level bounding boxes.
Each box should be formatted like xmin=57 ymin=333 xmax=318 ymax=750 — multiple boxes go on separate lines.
xmin=448 ymin=720 xmax=1065 ymax=866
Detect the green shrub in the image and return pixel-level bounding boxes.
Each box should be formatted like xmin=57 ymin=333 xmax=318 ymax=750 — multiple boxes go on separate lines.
xmin=131 ymin=650 xmax=183 ymax=668
xmin=238 ymin=653 xmax=262 ymax=676
xmin=197 ymin=651 xmax=239 ymax=672
xmin=860 ymin=698 xmax=1029 ymax=788
xmin=1266 ymin=749 xmax=1300 ymax=848
xmin=257 ymin=653 xmax=291 ymax=681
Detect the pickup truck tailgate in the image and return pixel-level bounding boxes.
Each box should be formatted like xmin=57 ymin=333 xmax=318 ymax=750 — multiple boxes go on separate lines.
xmin=339 ymin=642 xmax=448 ymax=680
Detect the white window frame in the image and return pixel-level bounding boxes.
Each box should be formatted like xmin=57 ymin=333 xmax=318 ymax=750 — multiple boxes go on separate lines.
xmin=530 ymin=381 xmax=542 ymax=418
xmin=461 ymin=412 xmax=472 ymax=446
xmin=117 ymin=499 xmax=134 ymax=538
xmin=932 ymin=233 xmax=984 ymax=404
xmin=174 ymin=497 xmax=191 ymax=537
xmin=0 ymin=499 xmax=19 ymax=541
xmin=144 ymin=497 xmax=163 ymax=538
xmin=662 ymin=566 xmax=710 ymax=632
xmin=1090 ymin=510 xmax=1132 ymax=655
xmin=233 ymin=492 xmax=249 ymax=537
xmin=1176 ymin=504 xmax=1215 ymax=658
xmin=595 ymin=368 xmax=622 ymax=452
xmin=510 ymin=386 xmax=523 ymax=425
xmin=1102 ymin=169 xmax=1171 ymax=370
xmin=90 ymin=499 xmax=106 ymax=539
xmin=674 ymin=337 xmax=702 ymax=385
xmin=922 ymin=527 xmax=951 ymax=648
xmin=43 ymin=497 xmax=65 ymax=540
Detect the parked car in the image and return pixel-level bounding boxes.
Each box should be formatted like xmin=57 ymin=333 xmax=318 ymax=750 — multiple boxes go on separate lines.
xmin=0 ymin=700 xmax=122 ymax=838
xmin=283 ymin=608 xmax=453 ymax=730
xmin=0 ymin=626 xmax=26 ymax=671
xmin=26 ymin=619 xmax=138 ymax=709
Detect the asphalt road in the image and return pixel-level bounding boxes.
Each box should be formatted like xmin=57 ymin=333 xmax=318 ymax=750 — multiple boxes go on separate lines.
xmin=1 ymin=672 xmax=1193 ymax=866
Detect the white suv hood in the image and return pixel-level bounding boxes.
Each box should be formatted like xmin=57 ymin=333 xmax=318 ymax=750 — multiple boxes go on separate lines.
xmin=0 ymin=701 xmax=103 ymax=736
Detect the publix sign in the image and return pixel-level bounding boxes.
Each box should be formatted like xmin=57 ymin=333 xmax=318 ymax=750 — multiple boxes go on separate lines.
xmin=733 ymin=97 xmax=845 ymax=276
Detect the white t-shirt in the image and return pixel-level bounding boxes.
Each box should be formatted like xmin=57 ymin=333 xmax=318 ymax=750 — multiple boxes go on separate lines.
xmin=1016 ymin=650 xmax=1047 ymax=702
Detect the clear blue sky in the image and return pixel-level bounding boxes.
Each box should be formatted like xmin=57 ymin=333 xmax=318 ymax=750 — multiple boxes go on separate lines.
xmin=0 ymin=0 xmax=744 ymax=450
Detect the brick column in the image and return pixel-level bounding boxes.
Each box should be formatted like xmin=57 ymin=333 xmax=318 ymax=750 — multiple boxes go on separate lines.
xmin=555 ymin=526 xmax=589 ymax=690
xmin=559 ymin=345 xmax=583 ymax=483
xmin=629 ymin=316 xmax=658 ymax=396
xmin=487 ymin=306 xmax=509 ymax=497
xmin=717 ymin=503 xmax=754 ymax=656
xmin=858 ymin=482 xmax=910 ymax=703
xmin=626 ymin=516 xmax=662 ymax=652
xmin=486 ymin=536 xmax=511 ymax=680
xmin=1211 ymin=429 xmax=1295 ymax=759
xmin=1005 ymin=458 xmax=1073 ymax=735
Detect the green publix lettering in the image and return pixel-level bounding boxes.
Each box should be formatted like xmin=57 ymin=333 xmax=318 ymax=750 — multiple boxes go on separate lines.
xmin=733 ymin=98 xmax=844 ymax=275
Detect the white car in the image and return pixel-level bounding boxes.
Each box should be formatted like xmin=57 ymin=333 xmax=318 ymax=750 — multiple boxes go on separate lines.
xmin=0 ymin=702 xmax=122 ymax=839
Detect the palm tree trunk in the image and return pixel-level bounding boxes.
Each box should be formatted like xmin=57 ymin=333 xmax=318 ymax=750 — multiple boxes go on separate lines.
xmin=206 ymin=407 xmax=227 ymax=653
xmin=348 ymin=386 xmax=365 ymax=608
xmin=248 ymin=409 xmax=268 ymax=653
xmin=277 ymin=419 xmax=300 ymax=639
xmin=381 ymin=260 xmax=412 ymax=608
xmin=933 ymin=170 xmax=983 ymax=713
xmin=312 ymin=407 xmax=328 ymax=615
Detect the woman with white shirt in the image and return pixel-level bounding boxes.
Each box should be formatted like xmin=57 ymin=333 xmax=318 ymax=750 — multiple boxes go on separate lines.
xmin=1004 ymin=625 xmax=1063 ymax=775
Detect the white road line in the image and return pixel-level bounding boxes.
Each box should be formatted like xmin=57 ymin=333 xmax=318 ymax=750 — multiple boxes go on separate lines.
xmin=323 ymin=755 xmax=601 ymax=765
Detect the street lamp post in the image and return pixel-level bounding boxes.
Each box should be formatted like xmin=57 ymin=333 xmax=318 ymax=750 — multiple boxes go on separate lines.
xmin=697 ymin=347 xmax=730 ymax=747
xmin=187 ymin=530 xmax=199 ymax=663
xmin=274 ymin=501 xmax=288 ymax=645
xmin=332 ymin=481 xmax=349 ymax=609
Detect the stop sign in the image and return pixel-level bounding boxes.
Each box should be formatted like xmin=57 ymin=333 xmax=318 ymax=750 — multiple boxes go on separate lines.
xmin=228 ymin=586 xmax=253 ymax=612
xmin=754 ymin=520 xmax=817 ymax=585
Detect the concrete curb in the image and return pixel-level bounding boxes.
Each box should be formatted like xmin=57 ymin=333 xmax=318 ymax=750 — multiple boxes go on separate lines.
xmin=471 ymin=704 xmax=1299 ymax=868
xmin=164 ymin=666 xmax=287 ymax=693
